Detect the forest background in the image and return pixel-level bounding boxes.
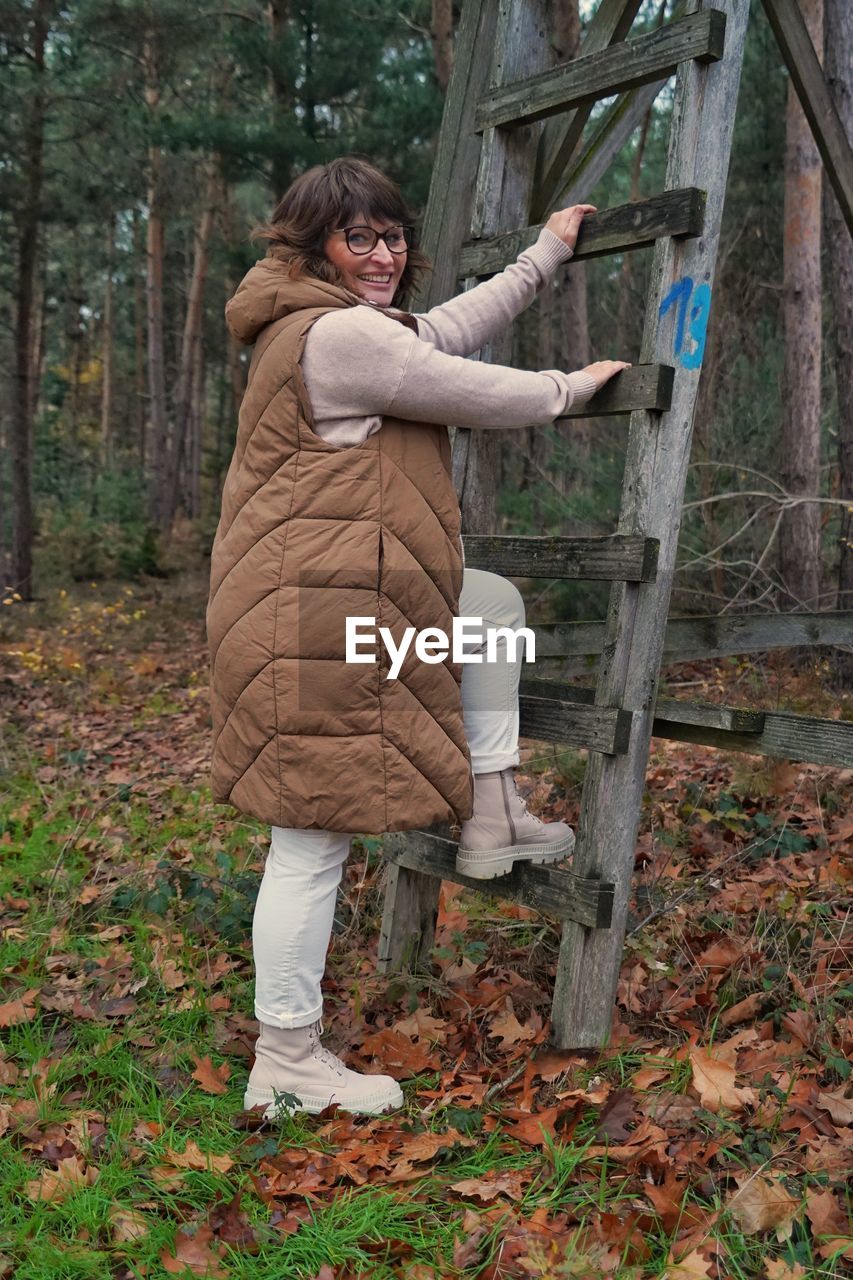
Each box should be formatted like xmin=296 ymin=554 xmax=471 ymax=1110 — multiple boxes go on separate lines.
xmin=1 ymin=0 xmax=850 ymax=633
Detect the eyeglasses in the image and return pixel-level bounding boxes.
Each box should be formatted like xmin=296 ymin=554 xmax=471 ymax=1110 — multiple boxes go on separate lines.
xmin=332 ymin=224 xmax=413 ymax=255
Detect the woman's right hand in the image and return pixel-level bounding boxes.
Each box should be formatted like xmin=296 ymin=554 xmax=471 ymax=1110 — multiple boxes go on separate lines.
xmin=582 ymin=360 xmax=632 ymax=390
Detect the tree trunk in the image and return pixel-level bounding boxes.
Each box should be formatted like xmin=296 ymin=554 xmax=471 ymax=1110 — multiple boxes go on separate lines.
xmin=824 ymin=0 xmax=853 ymax=619
xmin=11 ymin=0 xmax=50 ymax=600
xmin=132 ymin=210 xmax=147 ymax=472
xmin=431 ymin=0 xmax=454 ymax=92
xmin=778 ymin=0 xmax=824 ymax=611
xmin=100 ymin=212 xmax=115 ymax=467
xmin=166 ymin=167 xmax=216 ymax=527
xmin=268 ymin=0 xmax=292 ymax=195
xmin=144 ymin=34 xmax=170 ymax=529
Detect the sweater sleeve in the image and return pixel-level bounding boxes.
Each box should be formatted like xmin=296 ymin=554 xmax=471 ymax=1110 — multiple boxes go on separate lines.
xmin=301 ymin=304 xmax=598 ymax=432
xmin=413 ymin=227 xmax=574 ymax=357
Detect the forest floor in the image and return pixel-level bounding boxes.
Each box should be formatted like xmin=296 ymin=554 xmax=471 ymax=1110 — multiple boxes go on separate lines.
xmin=0 ymin=570 xmax=851 ymax=1280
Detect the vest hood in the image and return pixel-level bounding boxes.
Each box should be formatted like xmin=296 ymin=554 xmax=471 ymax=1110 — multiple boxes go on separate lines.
xmin=225 ymin=251 xmax=358 ymax=346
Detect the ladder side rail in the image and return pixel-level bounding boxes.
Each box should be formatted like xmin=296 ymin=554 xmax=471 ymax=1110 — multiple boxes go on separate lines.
xmin=552 ymin=0 xmax=753 ymax=1050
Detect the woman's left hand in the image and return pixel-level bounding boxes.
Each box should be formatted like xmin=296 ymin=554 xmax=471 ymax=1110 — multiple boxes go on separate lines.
xmin=545 ymin=204 xmax=597 ymax=252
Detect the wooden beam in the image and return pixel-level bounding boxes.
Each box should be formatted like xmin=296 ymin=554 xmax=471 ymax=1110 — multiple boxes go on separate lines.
xmin=651 ymin=708 xmax=853 ymax=768
xmin=761 ymin=0 xmax=853 ymax=237
xmin=562 ymin=363 xmax=674 ymax=417
xmin=520 ymin=693 xmax=633 ymax=753
xmin=461 ymin=533 xmax=659 ymax=580
xmin=475 ymin=10 xmax=726 ymax=132
xmin=552 ymin=0 xmax=752 ymax=1051
xmin=533 ymin=0 xmax=647 ymax=219
xmin=520 ymin=678 xmax=766 ymax=734
xmin=377 ymin=861 xmax=441 ymax=974
xmin=383 ymin=826 xmax=615 ymax=929
xmin=527 ymin=611 xmax=853 ymax=664
xmin=459 ymin=188 xmax=706 ymax=276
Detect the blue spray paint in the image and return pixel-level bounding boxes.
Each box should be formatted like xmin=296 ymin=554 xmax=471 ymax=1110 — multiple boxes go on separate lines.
xmin=659 ymin=276 xmax=711 ymax=369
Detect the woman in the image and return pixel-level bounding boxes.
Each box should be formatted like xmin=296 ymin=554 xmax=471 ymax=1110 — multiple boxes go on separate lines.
xmin=207 ymin=157 xmax=630 ymax=1121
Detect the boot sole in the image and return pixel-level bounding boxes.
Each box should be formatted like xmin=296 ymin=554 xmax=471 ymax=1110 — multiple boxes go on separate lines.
xmin=243 ymin=1082 xmax=404 ymax=1120
xmin=455 ymin=830 xmax=575 ymax=881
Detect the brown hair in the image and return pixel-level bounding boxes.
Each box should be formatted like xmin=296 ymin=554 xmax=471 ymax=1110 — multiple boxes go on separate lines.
xmin=252 ymin=156 xmax=430 ymax=307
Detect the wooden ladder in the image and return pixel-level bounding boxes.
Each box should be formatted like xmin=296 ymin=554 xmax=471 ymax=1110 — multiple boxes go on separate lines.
xmin=374 ymin=0 xmax=826 ymax=1049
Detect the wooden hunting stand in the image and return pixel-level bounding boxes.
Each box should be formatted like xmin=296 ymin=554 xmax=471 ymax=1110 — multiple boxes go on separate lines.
xmin=378 ymin=0 xmax=853 ymax=1049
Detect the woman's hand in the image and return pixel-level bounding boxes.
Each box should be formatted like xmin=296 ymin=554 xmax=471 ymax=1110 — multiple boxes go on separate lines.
xmin=582 ymin=360 xmax=632 ymax=390
xmin=545 ymin=203 xmax=597 ymax=252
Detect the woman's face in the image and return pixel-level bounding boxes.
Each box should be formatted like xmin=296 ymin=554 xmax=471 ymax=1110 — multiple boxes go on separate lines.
xmin=323 ymin=212 xmax=407 ymax=308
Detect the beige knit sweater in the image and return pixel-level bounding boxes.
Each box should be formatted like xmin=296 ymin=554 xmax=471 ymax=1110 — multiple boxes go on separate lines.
xmin=301 ymin=227 xmax=598 ymax=447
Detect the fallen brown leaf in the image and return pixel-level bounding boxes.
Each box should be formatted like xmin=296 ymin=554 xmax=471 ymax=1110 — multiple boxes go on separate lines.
xmin=0 ymin=989 xmax=39 ymax=1027
xmin=191 ymin=1054 xmax=231 ymax=1095
xmin=162 ymin=1140 xmax=233 ymax=1174
xmin=25 ymin=1155 xmax=99 ymax=1202
xmin=161 ymin=1224 xmax=229 ymax=1277
xmin=727 ymin=1175 xmax=798 ymax=1237
xmin=689 ymin=1047 xmax=756 ymax=1113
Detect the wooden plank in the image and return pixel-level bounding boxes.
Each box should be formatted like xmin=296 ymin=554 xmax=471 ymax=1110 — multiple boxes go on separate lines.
xmin=459 ymin=188 xmax=706 ymax=276
xmin=520 ymin=693 xmax=633 ymax=753
xmin=461 ymin=533 xmax=659 ymax=580
xmin=761 ymin=0 xmax=853 ymax=238
xmin=651 ymin=709 xmax=853 ymax=768
xmin=520 ymin=678 xmax=766 ymax=734
xmin=560 ymin=362 xmax=674 ymax=417
xmin=475 ymin=10 xmax=726 ymax=131
xmin=533 ymin=0 xmax=648 ymax=219
xmin=553 ymin=0 xmax=753 ymax=1051
xmin=383 ymin=826 xmax=614 ymax=929
xmin=527 ymin=611 xmax=853 ymax=663
xmin=377 ymin=860 xmax=441 ymax=974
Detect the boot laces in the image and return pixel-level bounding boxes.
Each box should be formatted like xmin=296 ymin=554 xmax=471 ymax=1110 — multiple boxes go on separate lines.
xmin=308 ymin=1021 xmax=345 ymax=1077
xmin=510 ymin=778 xmax=545 ymax=826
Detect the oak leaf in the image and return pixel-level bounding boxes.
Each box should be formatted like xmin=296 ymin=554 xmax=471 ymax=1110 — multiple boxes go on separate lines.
xmin=161 ymin=1224 xmax=229 ymax=1277
xmin=764 ymin=1261 xmax=807 ymax=1280
xmin=110 ymin=1205 xmax=150 ymax=1243
xmin=489 ymin=1002 xmax=537 ymax=1049
xmin=727 ymin=1176 xmax=798 ymax=1237
xmin=689 ymin=1047 xmax=756 ymax=1113
xmin=162 ymin=1140 xmax=233 ymax=1174
xmin=25 ymin=1155 xmax=99 ymax=1202
xmin=450 ymin=1170 xmax=527 ymax=1203
xmin=191 ymin=1055 xmax=231 ymax=1095
xmin=815 ymin=1087 xmax=853 ymax=1127
xmin=663 ymin=1248 xmax=713 ymax=1278
xmin=0 ymin=989 xmax=39 ymax=1027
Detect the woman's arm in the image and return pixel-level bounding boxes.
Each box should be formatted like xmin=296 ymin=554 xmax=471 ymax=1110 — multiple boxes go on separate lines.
xmin=413 ymin=227 xmax=574 ymax=358
xmin=302 ymin=305 xmax=598 ymax=431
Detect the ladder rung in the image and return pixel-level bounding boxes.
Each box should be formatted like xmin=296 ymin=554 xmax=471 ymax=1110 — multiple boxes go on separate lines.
xmin=561 ymin=363 xmax=674 ymax=418
xmin=475 ymin=10 xmax=726 ymax=132
xmin=461 ymin=533 xmax=659 ymax=581
xmin=459 ymin=188 xmax=706 ymax=277
xmin=383 ymin=827 xmax=614 ymax=929
xmin=520 ymin=693 xmax=632 ymax=754
xmin=520 ymin=679 xmax=767 ymax=734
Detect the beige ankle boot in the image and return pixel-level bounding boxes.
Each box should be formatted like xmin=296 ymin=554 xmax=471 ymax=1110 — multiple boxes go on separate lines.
xmin=244 ymin=1020 xmax=404 ymax=1119
xmin=456 ymin=768 xmax=575 ymax=880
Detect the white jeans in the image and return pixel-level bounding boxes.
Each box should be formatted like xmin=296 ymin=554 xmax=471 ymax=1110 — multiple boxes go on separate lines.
xmin=252 ymin=569 xmax=526 ymax=1027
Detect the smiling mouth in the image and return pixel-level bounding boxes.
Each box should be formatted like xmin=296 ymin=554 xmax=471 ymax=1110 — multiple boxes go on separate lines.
xmin=358 ymin=274 xmax=392 ymax=284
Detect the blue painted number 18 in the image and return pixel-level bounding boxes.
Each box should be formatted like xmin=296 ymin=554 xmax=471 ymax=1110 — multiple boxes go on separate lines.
xmin=658 ymin=275 xmax=710 ymax=369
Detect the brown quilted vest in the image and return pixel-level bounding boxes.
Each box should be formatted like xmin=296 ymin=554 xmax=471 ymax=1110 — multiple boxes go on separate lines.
xmin=206 ymin=255 xmax=474 ymax=832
